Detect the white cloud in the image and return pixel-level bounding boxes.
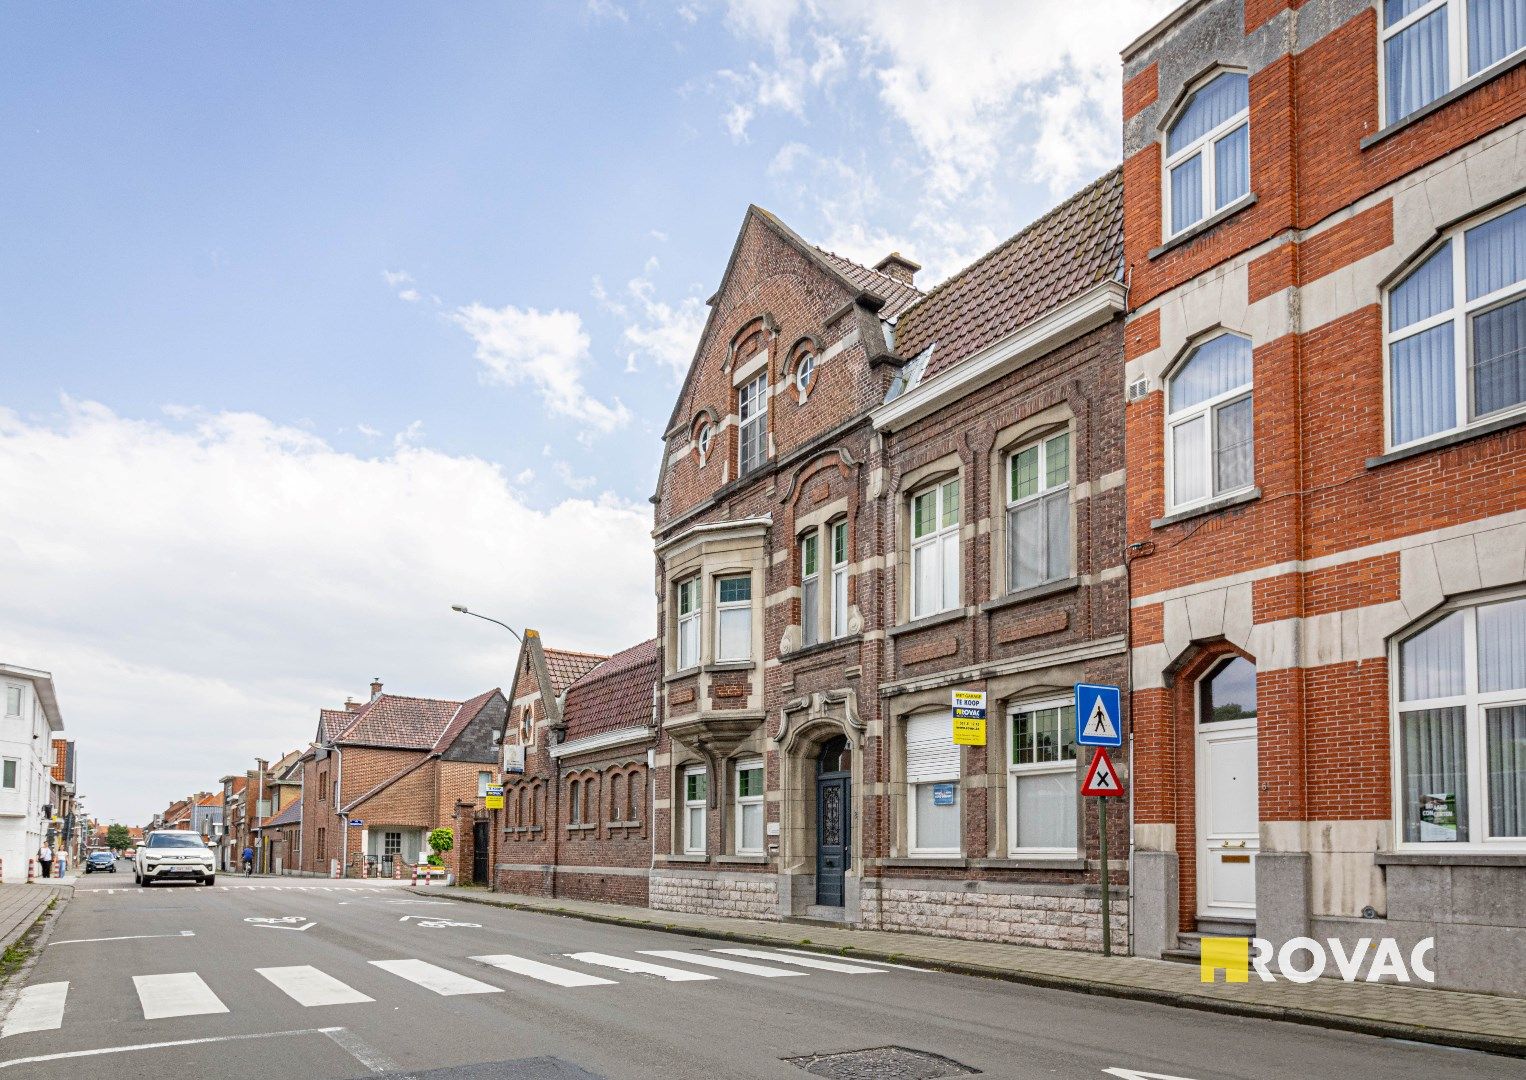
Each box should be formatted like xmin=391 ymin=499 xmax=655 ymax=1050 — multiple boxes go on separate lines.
xmin=357 ymin=423 xmax=381 ymax=438
xmin=382 ymin=270 xmax=413 ymax=288
xmin=452 ymin=302 xmax=632 ymax=433
xmin=585 ymin=0 xmax=628 ymax=22
xmin=0 ymin=400 xmax=652 ymax=823
xmin=596 ymin=257 xmax=707 ymax=382
xmin=513 ymin=467 xmax=536 ymax=485
xmin=553 ymin=460 xmax=597 ymax=492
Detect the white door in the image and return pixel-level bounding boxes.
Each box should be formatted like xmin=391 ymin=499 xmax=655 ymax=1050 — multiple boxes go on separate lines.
xmin=1196 ymin=716 xmax=1259 ymax=919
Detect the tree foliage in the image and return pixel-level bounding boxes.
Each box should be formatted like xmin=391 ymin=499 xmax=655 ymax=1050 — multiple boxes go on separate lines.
xmin=105 ymin=823 xmax=132 ymax=852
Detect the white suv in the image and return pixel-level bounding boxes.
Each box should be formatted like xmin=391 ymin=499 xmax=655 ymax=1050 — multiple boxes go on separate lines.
xmin=135 ymin=831 xmax=216 ymax=887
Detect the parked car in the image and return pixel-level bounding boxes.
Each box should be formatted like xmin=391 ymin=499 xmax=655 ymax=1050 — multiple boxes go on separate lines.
xmin=84 ymin=850 xmax=116 ymax=874
xmin=134 ymin=831 xmax=215 ymax=886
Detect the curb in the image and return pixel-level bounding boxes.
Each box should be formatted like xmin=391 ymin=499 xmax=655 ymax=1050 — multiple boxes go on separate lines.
xmin=0 ymin=885 xmax=73 ymax=1028
xmin=436 ymin=890 xmax=1526 ymax=1060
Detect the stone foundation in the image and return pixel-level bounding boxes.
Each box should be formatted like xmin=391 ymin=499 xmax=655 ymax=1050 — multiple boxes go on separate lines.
xmin=860 ymin=878 xmax=1129 ymax=952
xmin=650 ymin=868 xmax=780 ymax=920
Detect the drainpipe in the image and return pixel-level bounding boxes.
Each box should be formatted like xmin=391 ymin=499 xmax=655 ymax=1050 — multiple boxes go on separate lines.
xmin=650 ymin=683 xmax=659 ymax=873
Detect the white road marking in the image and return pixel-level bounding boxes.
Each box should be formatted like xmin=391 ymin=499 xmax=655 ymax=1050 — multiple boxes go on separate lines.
xmin=1103 ymin=1070 xmax=1203 ymax=1080
xmin=638 ymin=950 xmax=805 ymax=977
xmin=712 ymin=948 xmax=885 ymax=974
xmin=774 ymin=947 xmax=930 ymax=972
xmin=0 ymin=1027 xmax=343 ymax=1069
xmin=258 ymin=966 xmax=373 ymax=1007
xmin=470 ymin=954 xmax=617 ymax=987
xmin=322 ymin=1026 xmax=399 ymax=1073
xmin=49 ymin=931 xmax=194 ymax=946
xmin=368 ymin=959 xmax=502 ymax=996
xmin=1 ymin=982 xmax=68 ymax=1037
xmin=133 ymin=972 xmax=230 ymax=1019
xmin=565 ymin=952 xmax=716 ymax=982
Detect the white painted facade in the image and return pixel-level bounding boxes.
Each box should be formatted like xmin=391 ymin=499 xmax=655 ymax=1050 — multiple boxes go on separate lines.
xmin=0 ymin=665 xmax=66 ymax=883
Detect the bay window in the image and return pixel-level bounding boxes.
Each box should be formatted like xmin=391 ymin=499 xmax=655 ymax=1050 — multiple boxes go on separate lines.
xmin=1008 ymin=431 xmax=1071 ymax=591
xmin=716 ymin=575 xmax=752 ymax=662
xmin=1395 ymin=595 xmax=1526 ymax=846
xmin=1164 ymin=71 xmax=1249 ymax=237
xmin=683 ymin=766 xmax=708 ymax=854
xmin=1386 ymin=201 xmax=1526 ymax=448
xmin=1166 ymin=334 xmax=1254 ymax=510
xmin=906 ymin=712 xmax=961 ymax=855
xmin=738 ymin=372 xmax=768 ymax=475
xmin=676 ymin=577 xmax=701 ymax=670
xmin=830 ymin=520 xmax=849 ymax=639
xmin=1383 ymin=0 xmax=1526 ymax=124
xmin=801 ymin=534 xmax=821 ymax=647
xmin=1008 ymin=701 xmax=1079 ymax=855
xmin=735 ymin=758 xmax=764 ymax=854
xmin=910 ymin=478 xmax=961 ymax=619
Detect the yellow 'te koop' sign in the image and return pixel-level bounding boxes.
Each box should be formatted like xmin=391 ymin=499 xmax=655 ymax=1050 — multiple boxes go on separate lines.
xmin=952 ymin=716 xmax=986 ymax=746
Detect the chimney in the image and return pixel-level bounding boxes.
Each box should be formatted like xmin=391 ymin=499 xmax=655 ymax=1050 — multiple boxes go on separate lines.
xmin=344 ymin=696 xmax=360 ymax=712
xmin=873 ymin=251 xmax=921 ymax=287
xmin=369 ymin=677 xmax=383 ymax=699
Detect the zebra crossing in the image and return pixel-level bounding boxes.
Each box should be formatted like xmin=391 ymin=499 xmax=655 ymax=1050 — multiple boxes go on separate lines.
xmin=0 ymin=946 xmax=895 ymax=1037
xmin=89 ymin=885 xmax=402 ymax=895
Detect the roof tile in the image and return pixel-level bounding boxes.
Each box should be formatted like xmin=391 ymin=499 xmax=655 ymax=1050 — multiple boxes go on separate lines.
xmin=562 ymin=639 xmax=659 ymax=742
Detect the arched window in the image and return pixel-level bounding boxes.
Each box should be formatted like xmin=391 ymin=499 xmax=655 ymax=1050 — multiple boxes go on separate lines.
xmin=1386 ymin=201 xmax=1526 ymax=449
xmin=697 ymin=423 xmax=713 ymax=460
xmin=794 ymin=350 xmax=816 ymax=397
xmin=1165 ymin=71 xmax=1249 ymax=237
xmin=608 ymin=772 xmax=625 ymax=823
xmin=1166 ymin=334 xmax=1254 ymax=510
xmin=1198 ymin=656 xmax=1257 ymax=724
xmin=568 ymin=779 xmax=581 ymax=826
xmin=818 ymin=734 xmax=850 ymax=775
xmin=1395 ymin=597 xmax=1526 ymax=846
xmin=628 ymin=769 xmax=642 ymax=823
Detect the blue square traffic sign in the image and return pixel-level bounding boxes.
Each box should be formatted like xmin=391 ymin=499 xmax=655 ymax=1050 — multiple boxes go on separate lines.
xmin=1074 ymin=683 xmax=1122 ymax=747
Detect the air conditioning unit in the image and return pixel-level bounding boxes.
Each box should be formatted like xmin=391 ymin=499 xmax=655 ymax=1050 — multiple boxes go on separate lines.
xmin=1126 ymin=377 xmax=1151 ymax=403
xmin=503 ymin=744 xmax=526 ymax=775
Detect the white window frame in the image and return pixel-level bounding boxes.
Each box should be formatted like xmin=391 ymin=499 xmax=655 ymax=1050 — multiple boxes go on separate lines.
xmin=2 ymin=758 xmax=17 ymax=790
xmin=794 ymin=351 xmax=815 ymax=397
xmin=696 ymin=423 xmax=713 ymax=461
xmin=734 ymin=757 xmax=764 ymax=855
xmin=4 ymin=686 xmax=20 ymax=717
xmin=909 ymin=478 xmax=961 ymax=620
xmin=905 ymin=712 xmax=961 ymax=856
xmin=1380 ymin=0 xmax=1526 ymax=126
xmin=477 ymin=771 xmax=492 ymax=798
xmin=1165 ymin=334 xmax=1255 ymax=512
xmin=1382 ymin=196 xmax=1526 ymax=451
xmin=682 ymin=766 xmax=708 ymax=855
xmin=675 ymin=576 xmax=701 ymax=670
xmin=715 ymin=574 xmax=753 ymax=662
xmin=1006 ymin=431 xmax=1072 ymax=591
xmin=738 ymin=372 xmax=768 ymax=476
xmin=1006 ymin=699 xmax=1080 ymax=858
xmin=830 ymin=520 xmax=849 ymax=639
xmin=1163 ymin=71 xmax=1250 ymax=239
xmin=800 ymin=533 xmax=821 ymax=648
xmin=1390 ymin=592 xmax=1526 ymax=851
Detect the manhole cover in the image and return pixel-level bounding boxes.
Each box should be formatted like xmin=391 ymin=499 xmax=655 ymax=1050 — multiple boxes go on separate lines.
xmin=783 ymin=1046 xmax=980 ymax=1079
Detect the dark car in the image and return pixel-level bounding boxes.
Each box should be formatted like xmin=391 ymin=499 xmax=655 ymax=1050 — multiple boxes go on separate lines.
xmin=85 ymin=851 xmax=117 ymax=873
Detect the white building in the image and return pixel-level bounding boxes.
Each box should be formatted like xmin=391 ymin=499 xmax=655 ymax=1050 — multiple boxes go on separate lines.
xmin=0 ymin=664 xmax=66 ymax=882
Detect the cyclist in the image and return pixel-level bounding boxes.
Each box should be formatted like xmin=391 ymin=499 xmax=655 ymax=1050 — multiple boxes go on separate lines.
xmin=241 ymin=845 xmax=255 ymax=876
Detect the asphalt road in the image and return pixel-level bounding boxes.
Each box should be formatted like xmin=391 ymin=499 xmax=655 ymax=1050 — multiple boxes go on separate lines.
xmin=0 ymin=864 xmax=1517 ymax=1080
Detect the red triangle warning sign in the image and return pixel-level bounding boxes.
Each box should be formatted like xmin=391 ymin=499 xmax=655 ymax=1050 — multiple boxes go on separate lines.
xmin=1081 ymin=747 xmax=1124 ymax=797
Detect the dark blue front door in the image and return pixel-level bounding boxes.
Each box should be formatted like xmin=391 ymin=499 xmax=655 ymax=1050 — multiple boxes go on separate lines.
xmin=815 ymin=735 xmax=851 ymax=907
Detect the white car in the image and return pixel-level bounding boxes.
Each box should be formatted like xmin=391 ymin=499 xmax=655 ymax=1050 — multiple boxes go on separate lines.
xmin=135 ymin=831 xmax=216 ymax=887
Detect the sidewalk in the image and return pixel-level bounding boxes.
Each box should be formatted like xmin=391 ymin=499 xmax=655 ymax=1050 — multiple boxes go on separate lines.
xmin=439 ymin=886 xmax=1526 ymax=1059
xmin=0 ymin=882 xmax=71 ymax=955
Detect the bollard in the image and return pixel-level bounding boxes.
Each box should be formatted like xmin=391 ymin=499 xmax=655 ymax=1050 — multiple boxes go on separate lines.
xmin=410 ymin=864 xmax=418 ymax=888
xmin=27 ymin=858 xmax=35 ymax=883
xmin=393 ymin=860 xmax=401 ymax=880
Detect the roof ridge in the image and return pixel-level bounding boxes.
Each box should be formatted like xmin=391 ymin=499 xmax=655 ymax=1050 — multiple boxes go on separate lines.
xmin=542 ymin=647 xmax=610 ymax=660
xmin=815 ymin=245 xmax=925 ymax=296
xmin=896 ymin=167 xmax=1122 ymax=321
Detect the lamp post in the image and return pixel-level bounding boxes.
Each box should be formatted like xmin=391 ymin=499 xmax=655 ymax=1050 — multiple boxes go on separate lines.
xmin=451 ymin=605 xmax=523 ymax=644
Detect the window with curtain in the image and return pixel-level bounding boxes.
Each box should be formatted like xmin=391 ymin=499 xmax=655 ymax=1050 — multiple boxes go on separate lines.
xmin=734 ymin=758 xmax=764 ymax=854
xmin=1166 ymin=334 xmax=1255 ymax=509
xmin=801 ymin=533 xmax=821 ymax=647
xmin=1008 ymin=701 xmax=1078 ymax=854
xmin=1395 ymin=596 xmax=1526 ymax=846
xmin=676 ymin=577 xmax=701 ymax=669
xmin=1383 ymin=0 xmax=1526 ymax=124
xmin=906 ymin=712 xmax=961 ymax=854
xmin=683 ymin=766 xmax=708 ymax=854
xmin=910 ymin=478 xmax=961 ymax=619
xmin=830 ymin=520 xmax=850 ymax=639
xmin=715 ymin=575 xmax=752 ymax=662
xmin=1164 ymin=71 xmax=1250 ymax=237
xmin=1387 ymin=202 xmax=1526 ymax=447
xmin=738 ymin=372 xmax=768 ymax=475
xmin=1008 ymin=431 xmax=1071 ymax=591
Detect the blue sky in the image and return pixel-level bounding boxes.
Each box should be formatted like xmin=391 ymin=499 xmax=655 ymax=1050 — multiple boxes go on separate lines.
xmin=0 ymin=1 xmax=1171 ymax=823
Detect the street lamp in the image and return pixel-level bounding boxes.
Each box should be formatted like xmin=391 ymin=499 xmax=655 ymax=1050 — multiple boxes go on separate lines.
xmin=450 ymin=604 xmax=523 ymax=644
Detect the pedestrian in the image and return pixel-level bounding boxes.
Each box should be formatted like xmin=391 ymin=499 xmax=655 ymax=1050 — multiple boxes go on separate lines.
xmin=38 ymin=842 xmax=53 ymax=879
xmin=241 ymin=845 xmax=254 ymax=876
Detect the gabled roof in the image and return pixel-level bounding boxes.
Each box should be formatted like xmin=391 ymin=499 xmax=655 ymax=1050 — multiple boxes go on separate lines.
xmin=430 ymin=688 xmax=503 ymax=753
xmin=331 ymin=694 xmax=463 ymax=750
xmin=893 ymin=168 xmax=1124 ymax=383
xmin=319 ymin=708 xmax=353 ymax=743
xmin=263 ymin=800 xmax=301 ymax=827
xmin=196 ymin=793 xmax=221 ymax=808
xmin=814 ymin=247 xmax=924 ymax=319
xmin=562 ymin=639 xmax=658 ymax=741
xmin=541 ymin=649 xmax=607 ymax=695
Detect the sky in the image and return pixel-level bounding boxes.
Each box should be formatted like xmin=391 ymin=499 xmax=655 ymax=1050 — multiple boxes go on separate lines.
xmin=0 ymin=0 xmax=1174 ymax=825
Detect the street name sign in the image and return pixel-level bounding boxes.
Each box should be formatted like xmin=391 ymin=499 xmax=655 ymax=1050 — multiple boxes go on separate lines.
xmin=1075 ymin=683 xmax=1122 ymax=747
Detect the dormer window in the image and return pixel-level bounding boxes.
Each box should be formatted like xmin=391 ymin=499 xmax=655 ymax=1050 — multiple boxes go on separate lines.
xmin=1165 ymin=71 xmax=1249 ymax=237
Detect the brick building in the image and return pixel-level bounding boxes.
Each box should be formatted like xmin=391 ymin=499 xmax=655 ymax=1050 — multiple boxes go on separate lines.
xmin=300 ymin=681 xmax=506 ymax=881
xmin=1121 ymin=0 xmax=1525 ymax=991
xmin=494 ymin=634 xmax=658 ymax=906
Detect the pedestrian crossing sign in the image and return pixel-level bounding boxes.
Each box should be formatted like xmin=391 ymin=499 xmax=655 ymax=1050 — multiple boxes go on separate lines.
xmin=1081 ymin=747 xmax=1124 ymax=797
xmin=1074 ymin=683 xmax=1122 ymax=747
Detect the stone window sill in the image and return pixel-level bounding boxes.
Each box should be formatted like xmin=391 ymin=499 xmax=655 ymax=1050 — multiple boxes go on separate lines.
xmin=703 ymin=660 xmax=756 ymax=673
xmin=1148 ymin=194 xmax=1257 ymax=260
xmin=887 ymin=607 xmax=967 ymax=638
xmin=1151 ymin=487 xmax=1260 ymax=530
xmin=980 ymin=577 xmax=1080 ymax=614
xmin=882 ymin=856 xmax=968 ymax=869
xmin=1375 ymin=851 xmax=1526 ymax=867
xmin=784 ymin=634 xmax=863 ymax=662
xmin=1365 ymin=411 xmax=1526 ymax=470
xmin=1361 ymin=51 xmax=1526 ymax=150
xmin=664 ymin=853 xmax=709 ymax=863
xmin=970 ymin=856 xmax=1086 ymax=871
xmin=664 ymin=666 xmax=702 ymax=684
xmin=715 ymin=854 xmax=770 ymax=864
xmin=566 ymin=824 xmax=597 ymax=835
